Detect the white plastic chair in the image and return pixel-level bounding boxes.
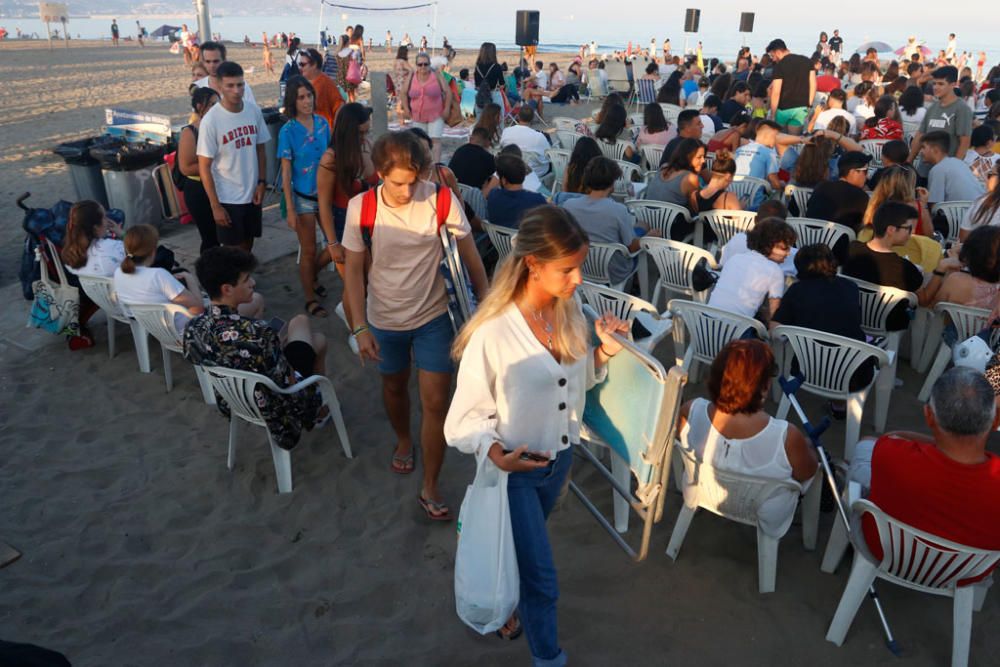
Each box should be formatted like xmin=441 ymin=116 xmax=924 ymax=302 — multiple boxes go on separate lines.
xmin=783 ymin=185 xmax=813 ymax=216
xmin=668 ymin=299 xmax=767 ymax=380
xmin=456 ymin=183 xmax=488 ymax=221
xmin=772 ymin=325 xmax=890 ymax=462
xmin=703 ymin=151 xmax=716 ymax=171
xmin=545 ymin=148 xmax=571 ymax=194
xmin=625 ymin=199 xmax=691 ymax=241
xmin=667 ymin=445 xmax=822 ymax=593
xmin=826 ymin=498 xmax=999 ymax=667
xmin=582 ymin=241 xmax=639 ymax=291
xmin=786 ymin=217 xmax=856 ymax=249
xmin=917 ymin=303 xmax=993 ymax=402
xmin=659 ymin=103 xmax=682 ymax=126
xmin=613 ymin=159 xmax=643 ymax=201
xmin=554 ymin=130 xmax=583 ymax=151
xmin=481 ymin=221 xmax=517 ymax=268
xmin=639 ymin=144 xmax=664 ymax=171
xmin=597 ymin=139 xmax=632 ymax=161
xmin=843 ymin=277 xmax=917 ymax=431
xmin=576 ymin=281 xmax=672 ymax=353
xmin=902 ymin=120 xmax=921 ymax=145
xmin=551 ymin=117 xmax=578 ymax=131
xmin=128 ymin=302 xmax=214 ymax=403
xmin=641 ymin=238 xmax=718 ymax=308
xmin=76 ymin=274 xmax=150 ymax=372
xmin=860 ymin=139 xmax=890 ymax=169
xmin=932 ymin=201 xmax=974 ymax=245
xmin=200 ymin=365 xmax=353 ymax=494
xmin=696 ymin=210 xmax=757 ymax=251
xmin=728 ymin=175 xmax=770 ymax=206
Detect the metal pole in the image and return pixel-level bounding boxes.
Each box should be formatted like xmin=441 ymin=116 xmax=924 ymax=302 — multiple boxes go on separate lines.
xmin=318 ymin=1 xmax=325 ymax=48
xmin=431 ymin=2 xmax=438 ymax=57
xmin=194 ymin=0 xmax=211 ymax=46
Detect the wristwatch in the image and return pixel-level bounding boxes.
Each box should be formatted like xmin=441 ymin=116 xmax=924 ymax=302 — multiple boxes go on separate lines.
xmin=257 ymin=179 xmax=267 ymax=185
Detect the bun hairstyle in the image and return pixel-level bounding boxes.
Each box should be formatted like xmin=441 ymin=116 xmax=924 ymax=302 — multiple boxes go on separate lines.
xmin=120 ymin=224 xmax=159 ymax=274
xmin=710 ymin=149 xmax=736 ymax=175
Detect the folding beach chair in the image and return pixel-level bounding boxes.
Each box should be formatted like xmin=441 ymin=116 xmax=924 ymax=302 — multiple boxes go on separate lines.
xmin=573 ymin=305 xmax=688 ymax=561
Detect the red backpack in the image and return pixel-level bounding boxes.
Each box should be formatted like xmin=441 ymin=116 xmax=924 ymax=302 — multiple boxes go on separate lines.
xmin=359 ymin=181 xmax=451 ymax=249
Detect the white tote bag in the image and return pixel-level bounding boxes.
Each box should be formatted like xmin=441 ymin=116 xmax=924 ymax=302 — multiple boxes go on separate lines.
xmin=454 ymin=451 xmax=519 ymax=634
xmin=28 ymin=239 xmax=79 ymax=336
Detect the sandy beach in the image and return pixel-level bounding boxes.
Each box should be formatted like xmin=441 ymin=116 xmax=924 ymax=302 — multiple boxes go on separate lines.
xmin=1 ymin=39 xmax=999 ymax=666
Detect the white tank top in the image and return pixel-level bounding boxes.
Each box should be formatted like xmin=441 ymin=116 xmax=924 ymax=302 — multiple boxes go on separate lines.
xmin=679 ymin=398 xmax=801 ymax=537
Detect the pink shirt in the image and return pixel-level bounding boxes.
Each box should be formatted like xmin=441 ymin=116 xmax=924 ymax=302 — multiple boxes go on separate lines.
xmin=408 ymin=73 xmax=444 ymax=123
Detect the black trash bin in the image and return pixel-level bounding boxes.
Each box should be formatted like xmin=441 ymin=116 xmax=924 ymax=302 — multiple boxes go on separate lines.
xmin=90 ymin=142 xmax=167 ymax=228
xmin=261 ymin=106 xmax=286 ymax=186
xmin=52 ymin=136 xmax=123 ymax=208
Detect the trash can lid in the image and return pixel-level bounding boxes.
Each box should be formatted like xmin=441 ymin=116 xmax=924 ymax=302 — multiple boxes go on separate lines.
xmin=90 ymin=142 xmax=166 ymax=171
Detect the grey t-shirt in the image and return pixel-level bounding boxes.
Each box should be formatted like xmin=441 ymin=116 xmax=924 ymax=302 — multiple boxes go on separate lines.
xmin=928 ymin=157 xmax=985 ymax=203
xmin=562 ymin=196 xmax=637 ymax=285
xmin=919 ymin=98 xmax=973 ymax=156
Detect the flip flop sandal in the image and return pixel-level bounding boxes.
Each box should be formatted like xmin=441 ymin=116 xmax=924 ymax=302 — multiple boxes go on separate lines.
xmin=417 ymin=495 xmax=452 ymax=522
xmin=495 ymin=614 xmax=523 ymax=641
xmin=391 ymin=452 xmax=415 ymax=474
xmin=305 ymin=300 xmax=329 ymax=318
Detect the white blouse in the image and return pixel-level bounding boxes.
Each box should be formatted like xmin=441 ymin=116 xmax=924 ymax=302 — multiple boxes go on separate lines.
xmin=444 ymin=303 xmax=606 ymax=459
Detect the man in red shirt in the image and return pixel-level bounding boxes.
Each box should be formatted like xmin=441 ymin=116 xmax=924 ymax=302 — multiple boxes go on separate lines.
xmin=849 ymin=367 xmax=1000 ymax=561
xmin=815 ymin=61 xmax=841 ymax=94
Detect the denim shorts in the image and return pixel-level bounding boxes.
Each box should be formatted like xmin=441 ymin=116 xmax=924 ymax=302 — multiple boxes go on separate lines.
xmin=293 ymin=192 xmax=319 ymax=215
xmin=369 ymin=312 xmax=454 ymax=375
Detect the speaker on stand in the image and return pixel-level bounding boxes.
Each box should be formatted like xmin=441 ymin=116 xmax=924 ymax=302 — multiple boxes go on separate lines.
xmin=683 ymin=8 xmax=700 ymax=58
xmin=739 ymin=12 xmax=755 ymax=47
xmin=515 ymin=10 xmax=540 ymax=96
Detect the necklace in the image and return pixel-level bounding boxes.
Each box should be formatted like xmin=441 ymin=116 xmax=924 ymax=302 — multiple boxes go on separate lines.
xmin=532 ymin=309 xmax=554 ymax=350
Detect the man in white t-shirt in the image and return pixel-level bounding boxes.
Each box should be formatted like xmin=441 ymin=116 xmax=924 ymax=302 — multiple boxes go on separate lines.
xmin=812 ymin=88 xmax=857 ymax=135
xmin=193 ymin=41 xmax=258 ymax=107
xmin=709 ymin=219 xmax=796 ymax=320
xmin=533 ymin=60 xmax=549 ymax=91
xmin=500 ymin=105 xmax=552 ymax=177
xmin=342 ymin=131 xmax=488 ymax=521
xmin=197 ymin=61 xmax=270 ymax=251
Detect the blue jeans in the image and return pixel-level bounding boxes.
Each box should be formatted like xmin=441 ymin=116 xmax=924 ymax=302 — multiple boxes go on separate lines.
xmin=507 ymin=447 xmax=573 ymax=667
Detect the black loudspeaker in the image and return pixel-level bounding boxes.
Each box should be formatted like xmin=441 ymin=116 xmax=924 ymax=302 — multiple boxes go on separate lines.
xmin=739 ymin=12 xmax=755 ymax=33
xmin=515 ymin=10 xmax=540 ymax=47
xmin=684 ymin=8 xmax=701 ymax=33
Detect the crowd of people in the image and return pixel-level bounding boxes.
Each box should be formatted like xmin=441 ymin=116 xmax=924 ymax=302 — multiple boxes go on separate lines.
xmin=44 ymin=26 xmax=1000 ymax=667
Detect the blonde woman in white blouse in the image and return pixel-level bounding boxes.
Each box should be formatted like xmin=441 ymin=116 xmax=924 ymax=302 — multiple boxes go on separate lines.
xmin=445 ymin=205 xmax=627 ymax=666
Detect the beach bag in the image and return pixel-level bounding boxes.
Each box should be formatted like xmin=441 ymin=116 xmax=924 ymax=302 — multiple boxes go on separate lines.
xmin=691 ymin=257 xmax=719 ymax=292
xmin=454 ymin=451 xmax=519 ymax=634
xmin=28 ymin=239 xmax=79 ymax=336
xmin=346 ymin=56 xmax=363 ymax=85
xmin=446 ymin=77 xmax=463 ymax=127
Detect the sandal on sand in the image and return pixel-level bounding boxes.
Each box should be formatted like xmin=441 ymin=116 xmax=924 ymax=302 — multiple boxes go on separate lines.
xmin=418 ymin=495 xmax=452 ymax=521
xmin=313 ymin=283 xmax=328 ymax=298
xmin=305 ymin=300 xmax=329 ymax=318
xmin=391 ymin=452 xmax=415 ymax=474
xmin=495 ymin=614 xmax=523 ymax=641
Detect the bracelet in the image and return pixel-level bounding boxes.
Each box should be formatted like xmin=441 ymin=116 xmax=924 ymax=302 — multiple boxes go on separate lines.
xmin=257 ymin=179 xmax=267 ymax=185
xmin=932 ymin=269 xmax=947 ymax=277
xmin=352 ymin=324 xmax=369 ymax=336
xmin=600 ymin=344 xmax=618 ymax=357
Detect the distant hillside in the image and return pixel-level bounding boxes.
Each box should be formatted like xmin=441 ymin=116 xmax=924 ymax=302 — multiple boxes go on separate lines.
xmin=0 ymin=0 xmax=316 ymax=17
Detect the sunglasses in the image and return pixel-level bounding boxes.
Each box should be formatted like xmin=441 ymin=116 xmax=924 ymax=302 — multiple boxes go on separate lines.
xmin=298 ymin=60 xmax=311 ymax=67
xmin=416 ymin=62 xmax=430 ymax=67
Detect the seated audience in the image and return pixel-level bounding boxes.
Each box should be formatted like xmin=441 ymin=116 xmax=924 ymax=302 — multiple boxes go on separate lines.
xmin=718 ymin=82 xmax=750 ymax=124
xmin=931 ymin=225 xmax=1000 ymax=309
xmin=708 ymin=218 xmax=796 ymax=320
xmin=960 ymin=175 xmax=1000 ymax=240
xmin=858 ymin=166 xmax=941 ymax=274
xmin=448 ymin=127 xmax=496 ymax=192
xmin=734 ymin=120 xmax=784 ymax=206
xmin=811 ymin=88 xmax=857 ymax=135
xmin=62 ymin=200 xmax=125 ymax=278
xmin=658 ymin=109 xmax=705 ymax=166
xmin=560 ymin=137 xmax=602 ymax=195
xmin=594 ymin=105 xmax=638 ymax=162
xmin=636 ymin=103 xmax=676 ymax=148
xmin=965 ymin=125 xmax=1000 ymax=187
xmin=720 ymin=201 xmax=796 ymax=276
xmin=486 ymin=153 xmax=546 ymax=229
xmin=867 ymin=140 xmax=911 ymax=189
xmin=183 ymin=246 xmax=327 ymax=451
xmin=922 ymin=130 xmax=985 ymax=206
xmin=677 ymin=340 xmax=818 ymax=537
xmin=499 ymin=105 xmax=551 ymax=177
xmin=707 ymin=112 xmax=750 ymax=153
xmin=860 ymin=95 xmax=904 ymax=141
xmin=805 ymin=151 xmax=872 ymax=233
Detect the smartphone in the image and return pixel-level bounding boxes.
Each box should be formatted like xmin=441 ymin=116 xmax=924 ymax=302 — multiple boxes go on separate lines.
xmin=519 ymin=451 xmax=551 ymax=463
xmin=268 ymin=317 xmax=286 ymax=333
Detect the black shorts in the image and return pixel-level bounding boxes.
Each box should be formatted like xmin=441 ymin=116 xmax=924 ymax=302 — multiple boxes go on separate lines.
xmin=283 ymin=341 xmax=317 ymax=378
xmin=218 ymin=202 xmax=262 ymax=245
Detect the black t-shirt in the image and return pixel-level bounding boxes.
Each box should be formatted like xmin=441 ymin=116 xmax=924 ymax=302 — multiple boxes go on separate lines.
xmin=828 ymin=36 xmax=843 ymax=53
xmin=805 ymin=180 xmax=870 ymax=234
xmin=719 ymin=99 xmax=745 ymax=124
xmin=474 ymin=62 xmax=505 ymax=91
xmin=448 ymin=143 xmax=495 ymax=189
xmin=842 ymin=241 xmax=923 ymax=330
xmin=773 ymin=277 xmax=865 ymax=340
xmin=772 ymin=53 xmax=813 ymax=109
xmin=658 ymin=136 xmax=684 ymax=167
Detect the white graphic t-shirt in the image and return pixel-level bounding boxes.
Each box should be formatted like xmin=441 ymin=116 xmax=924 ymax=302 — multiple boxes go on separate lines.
xmin=197 ymin=102 xmax=271 ymax=204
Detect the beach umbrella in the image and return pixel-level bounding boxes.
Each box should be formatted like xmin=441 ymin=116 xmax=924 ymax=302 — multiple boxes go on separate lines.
xmin=894 ymin=43 xmax=933 ymax=57
xmin=149 ymin=24 xmax=180 ymax=39
xmin=854 ymin=41 xmax=893 ymax=54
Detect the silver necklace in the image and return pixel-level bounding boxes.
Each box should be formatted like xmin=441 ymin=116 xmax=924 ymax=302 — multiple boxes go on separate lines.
xmin=532 ymin=309 xmax=554 ymax=350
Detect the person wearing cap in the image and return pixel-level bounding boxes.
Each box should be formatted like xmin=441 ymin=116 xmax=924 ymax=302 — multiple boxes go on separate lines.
xmin=805 ymin=150 xmax=872 ymax=234
xmin=766 ymin=38 xmax=816 ymax=135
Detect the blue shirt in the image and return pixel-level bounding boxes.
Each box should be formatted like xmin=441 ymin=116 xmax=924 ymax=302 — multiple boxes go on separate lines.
xmin=734 ymin=141 xmax=779 ymax=208
xmin=277 ymin=115 xmax=330 ymax=197
xmin=487 ymin=188 xmax=547 ymax=229
xmin=682 ymin=79 xmax=699 ymax=98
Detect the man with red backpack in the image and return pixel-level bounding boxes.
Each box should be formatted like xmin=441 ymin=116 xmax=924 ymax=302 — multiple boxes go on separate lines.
xmin=342 ymin=131 xmax=488 ymax=521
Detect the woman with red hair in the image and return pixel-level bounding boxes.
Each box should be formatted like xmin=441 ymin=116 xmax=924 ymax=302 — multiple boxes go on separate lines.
xmin=676 ymin=340 xmax=818 ymax=535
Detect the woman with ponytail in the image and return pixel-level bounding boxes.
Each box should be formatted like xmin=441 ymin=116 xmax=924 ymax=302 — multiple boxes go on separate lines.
xmin=444 ymin=205 xmax=628 ymax=665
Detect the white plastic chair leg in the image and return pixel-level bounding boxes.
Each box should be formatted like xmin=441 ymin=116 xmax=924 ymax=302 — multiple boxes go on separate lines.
xmin=873 ymin=362 xmax=895 ymax=433
xmin=610 ymin=450 xmax=630 ymax=534
xmin=821 ymin=516 xmax=851 ymax=573
xmin=756 ymin=527 xmax=779 ymax=593
xmin=918 ymin=344 xmax=951 ymax=402
xmin=800 ymin=474 xmax=822 ymax=551
xmin=665 ymin=504 xmax=697 ymax=560
xmin=106 ymin=317 xmax=117 ymax=359
xmin=843 ymin=393 xmax=866 ymax=463
xmin=161 ymin=343 xmax=173 ymax=392
xmin=330 ymin=399 xmax=353 ymax=459
xmin=129 ymin=320 xmax=151 ymax=373
xmin=638 ymin=256 xmax=650 ymax=302
xmin=227 ymin=417 xmax=238 ymax=470
xmin=952 ymin=586 xmax=975 ymax=667
xmin=270 ymin=439 xmax=293 ymax=494
xmin=195 ymin=366 xmax=217 ymax=405
xmin=826 ymin=555 xmax=879 ymax=645
xmin=916 ymin=314 xmax=945 ymax=373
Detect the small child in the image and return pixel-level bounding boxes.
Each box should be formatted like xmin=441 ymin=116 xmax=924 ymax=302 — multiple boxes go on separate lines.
xmin=867 ymin=140 xmax=910 ymax=189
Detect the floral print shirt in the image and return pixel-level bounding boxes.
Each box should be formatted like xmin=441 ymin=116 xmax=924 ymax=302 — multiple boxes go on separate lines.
xmin=183 ymin=304 xmax=321 ymax=450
